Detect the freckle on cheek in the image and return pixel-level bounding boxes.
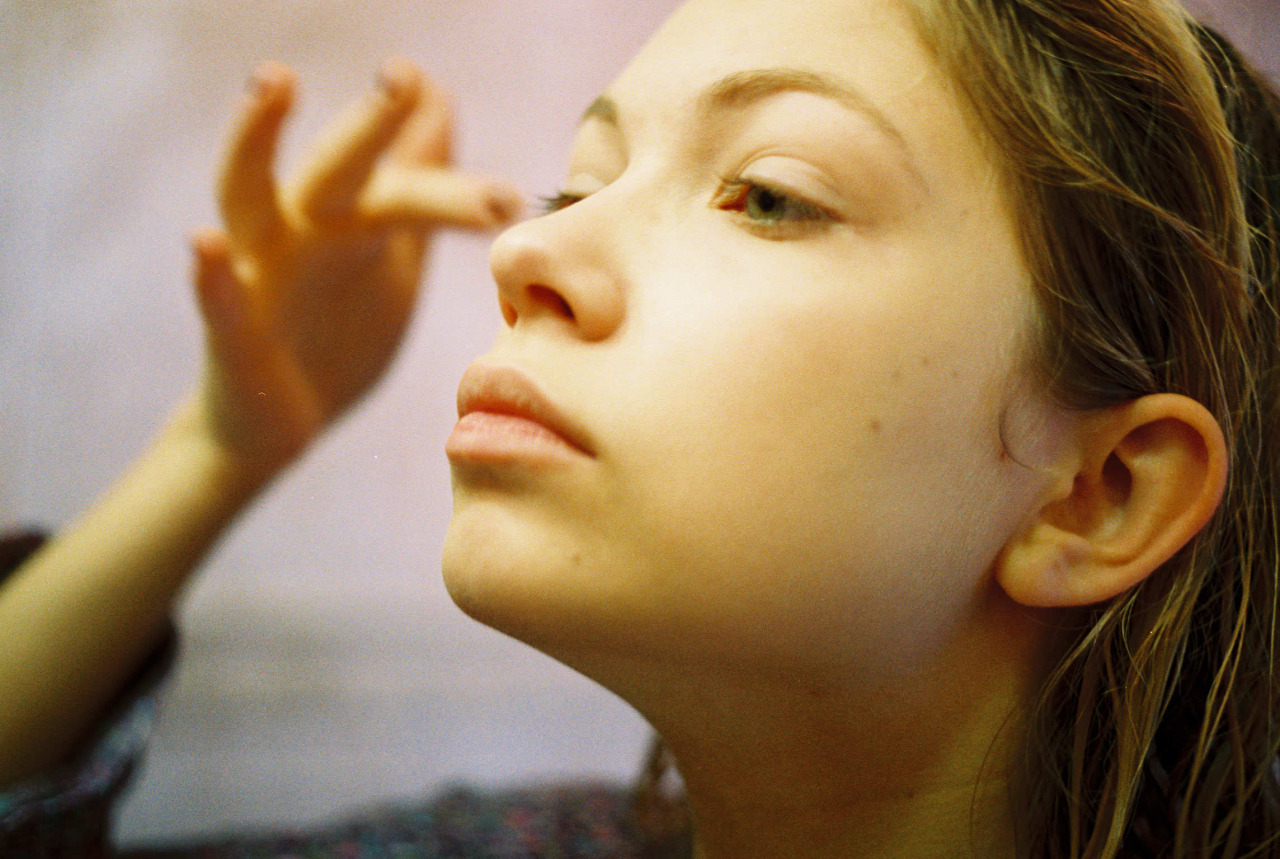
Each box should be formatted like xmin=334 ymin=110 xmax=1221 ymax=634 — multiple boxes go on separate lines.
xmin=921 ymin=356 xmax=932 ymax=368
xmin=869 ymin=419 xmax=883 ymax=434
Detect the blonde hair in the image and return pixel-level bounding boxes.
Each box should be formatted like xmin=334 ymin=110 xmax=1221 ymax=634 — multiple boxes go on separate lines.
xmin=904 ymin=0 xmax=1280 ymax=855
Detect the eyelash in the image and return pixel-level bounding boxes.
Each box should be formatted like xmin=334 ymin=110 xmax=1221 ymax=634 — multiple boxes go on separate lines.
xmin=538 ymin=192 xmax=582 ymax=214
xmin=538 ymin=179 xmax=833 ymax=234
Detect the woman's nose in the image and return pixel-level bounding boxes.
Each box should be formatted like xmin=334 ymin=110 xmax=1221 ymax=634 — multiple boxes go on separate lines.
xmin=488 ymin=206 xmax=626 ymax=342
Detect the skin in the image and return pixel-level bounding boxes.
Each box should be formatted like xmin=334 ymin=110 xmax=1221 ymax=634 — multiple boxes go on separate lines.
xmin=444 ymin=0 xmax=1076 ymax=855
xmin=0 ymin=1 xmax=1230 ymax=853
xmin=0 ymin=58 xmax=519 ymax=788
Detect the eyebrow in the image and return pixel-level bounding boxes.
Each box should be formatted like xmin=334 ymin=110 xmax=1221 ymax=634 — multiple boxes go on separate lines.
xmin=582 ymin=67 xmax=921 ymax=181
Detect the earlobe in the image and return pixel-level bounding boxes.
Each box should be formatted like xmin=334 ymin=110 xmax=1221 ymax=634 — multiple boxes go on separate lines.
xmin=997 ymin=394 xmax=1228 ymax=608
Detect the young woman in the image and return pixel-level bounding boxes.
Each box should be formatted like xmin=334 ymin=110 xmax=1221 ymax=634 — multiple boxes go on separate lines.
xmin=2 ymin=0 xmax=1277 ymax=856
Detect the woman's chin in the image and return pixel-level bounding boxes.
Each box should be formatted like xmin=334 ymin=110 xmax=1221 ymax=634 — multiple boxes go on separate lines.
xmin=441 ymin=504 xmax=600 ymax=648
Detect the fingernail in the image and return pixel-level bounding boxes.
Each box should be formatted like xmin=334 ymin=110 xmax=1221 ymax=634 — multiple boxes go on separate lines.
xmin=247 ymin=62 xmax=286 ymax=99
xmin=377 ymin=57 xmax=417 ymax=99
xmin=485 ymin=184 xmax=524 ymax=225
xmin=190 ymin=226 xmax=227 ymax=259
xmin=246 ymin=69 xmax=269 ymax=97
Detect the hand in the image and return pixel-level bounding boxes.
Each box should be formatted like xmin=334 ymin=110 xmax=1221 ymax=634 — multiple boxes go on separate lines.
xmin=187 ymin=58 xmax=520 ymax=477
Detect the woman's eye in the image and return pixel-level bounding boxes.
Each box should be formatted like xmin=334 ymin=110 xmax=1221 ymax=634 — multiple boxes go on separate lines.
xmin=538 ymin=192 xmax=584 ymax=214
xmin=713 ymin=180 xmax=830 ymax=228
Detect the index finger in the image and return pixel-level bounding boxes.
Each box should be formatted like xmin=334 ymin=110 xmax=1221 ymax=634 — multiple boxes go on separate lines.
xmin=218 ymin=62 xmax=294 ymax=254
xmin=359 ymin=164 xmax=524 ymax=230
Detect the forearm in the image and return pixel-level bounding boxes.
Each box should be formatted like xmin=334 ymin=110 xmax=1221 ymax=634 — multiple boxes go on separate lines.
xmin=0 ymin=396 xmax=277 ymax=788
xmin=0 ymin=56 xmax=507 ymax=793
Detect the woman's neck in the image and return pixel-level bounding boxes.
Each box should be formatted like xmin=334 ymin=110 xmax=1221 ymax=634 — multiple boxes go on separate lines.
xmin=588 ymin=599 xmax=1046 ymax=858
xmin=683 ymin=765 xmax=1019 ymax=858
xmin=671 ymin=673 xmax=1024 ymax=858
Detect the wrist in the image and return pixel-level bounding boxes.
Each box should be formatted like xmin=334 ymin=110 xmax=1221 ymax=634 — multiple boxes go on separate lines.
xmin=160 ymin=393 xmax=293 ymax=504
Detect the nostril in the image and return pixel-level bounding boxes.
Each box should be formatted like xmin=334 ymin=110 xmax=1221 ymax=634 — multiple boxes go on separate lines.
xmin=528 ymin=284 xmax=575 ymax=320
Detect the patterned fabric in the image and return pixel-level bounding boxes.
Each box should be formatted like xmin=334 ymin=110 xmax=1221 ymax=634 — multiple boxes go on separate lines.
xmin=0 ymin=531 xmax=674 ymax=858
xmin=123 ymin=786 xmax=645 ymax=858
xmin=0 ymin=691 xmax=160 ymax=859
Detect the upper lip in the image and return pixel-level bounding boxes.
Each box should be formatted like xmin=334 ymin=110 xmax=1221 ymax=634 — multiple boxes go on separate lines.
xmin=455 ymin=360 xmax=595 ymax=455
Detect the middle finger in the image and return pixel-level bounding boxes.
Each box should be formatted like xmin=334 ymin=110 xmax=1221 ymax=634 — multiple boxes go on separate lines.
xmin=290 ymin=57 xmax=424 ymax=225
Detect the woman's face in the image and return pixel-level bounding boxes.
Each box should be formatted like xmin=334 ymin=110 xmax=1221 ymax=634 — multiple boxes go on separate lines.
xmin=443 ymin=0 xmax=1058 ymax=687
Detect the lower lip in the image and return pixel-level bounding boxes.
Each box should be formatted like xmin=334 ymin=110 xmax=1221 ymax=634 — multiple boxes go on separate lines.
xmin=446 ymin=411 xmax=583 ymax=465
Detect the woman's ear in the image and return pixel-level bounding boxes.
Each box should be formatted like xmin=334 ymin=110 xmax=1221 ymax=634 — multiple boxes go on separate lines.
xmin=997 ymin=393 xmax=1228 ymax=608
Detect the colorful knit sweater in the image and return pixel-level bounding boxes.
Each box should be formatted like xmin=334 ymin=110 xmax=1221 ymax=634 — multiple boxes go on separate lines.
xmin=0 ymin=532 xmax=682 ymax=858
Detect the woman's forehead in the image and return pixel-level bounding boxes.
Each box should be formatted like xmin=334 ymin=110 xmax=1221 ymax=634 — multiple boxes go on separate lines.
xmin=597 ymin=0 xmax=994 ymax=206
xmin=613 ymin=0 xmax=927 ymax=98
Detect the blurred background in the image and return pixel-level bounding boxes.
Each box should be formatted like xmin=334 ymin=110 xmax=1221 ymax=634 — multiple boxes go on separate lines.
xmin=0 ymin=0 xmax=1276 ymax=849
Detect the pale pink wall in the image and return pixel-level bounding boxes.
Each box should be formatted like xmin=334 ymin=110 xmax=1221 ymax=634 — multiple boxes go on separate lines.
xmin=1 ymin=0 xmax=1275 ymax=848
xmin=1188 ymin=0 xmax=1280 ymax=72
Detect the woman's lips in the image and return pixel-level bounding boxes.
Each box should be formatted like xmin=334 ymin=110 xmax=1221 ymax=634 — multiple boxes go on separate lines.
xmin=446 ymin=361 xmax=593 ymax=465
